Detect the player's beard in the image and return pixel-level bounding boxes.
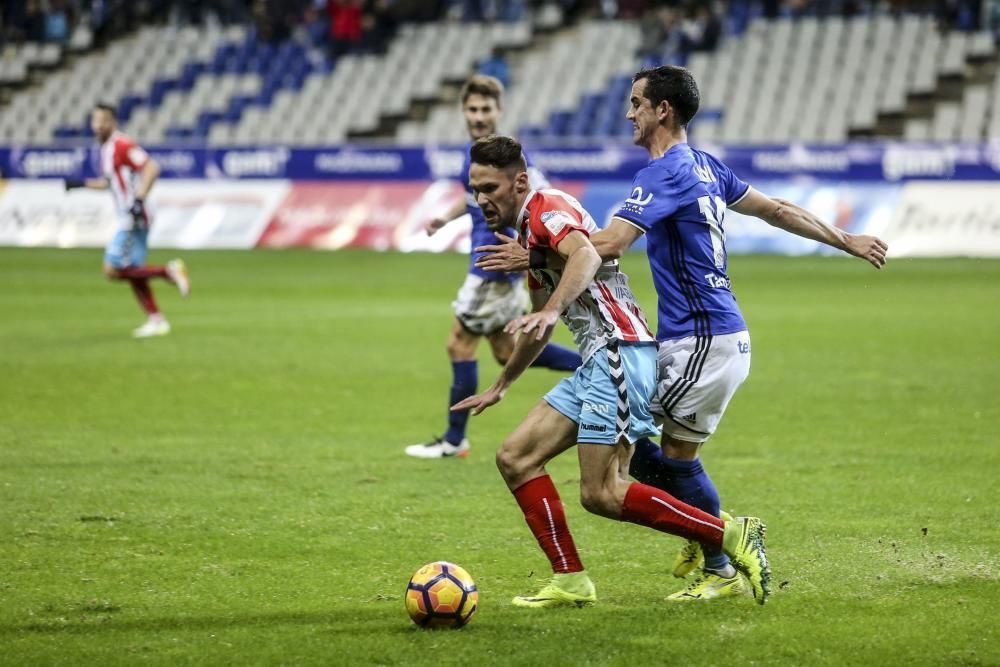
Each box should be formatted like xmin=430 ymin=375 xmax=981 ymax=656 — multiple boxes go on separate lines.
xmin=483 ymin=206 xmax=511 ymax=231
xmin=632 ymin=121 xmax=647 ymax=147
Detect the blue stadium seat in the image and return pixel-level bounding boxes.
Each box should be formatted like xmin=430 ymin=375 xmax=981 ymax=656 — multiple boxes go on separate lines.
xmin=547 ymin=111 xmax=573 ymax=137
xmin=117 ymin=95 xmax=145 ymax=123
xmin=164 ymin=127 xmax=193 ymax=140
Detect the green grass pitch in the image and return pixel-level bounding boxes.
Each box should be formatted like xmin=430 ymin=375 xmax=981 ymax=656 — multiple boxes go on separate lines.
xmin=1 ymin=248 xmax=998 ymax=666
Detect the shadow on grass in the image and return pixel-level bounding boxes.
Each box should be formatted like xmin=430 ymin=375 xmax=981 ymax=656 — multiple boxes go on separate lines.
xmin=0 ymin=607 xmax=412 ymax=638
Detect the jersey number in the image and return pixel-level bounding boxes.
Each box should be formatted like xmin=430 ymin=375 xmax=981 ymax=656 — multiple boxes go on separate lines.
xmin=697 ymin=195 xmax=727 ymax=269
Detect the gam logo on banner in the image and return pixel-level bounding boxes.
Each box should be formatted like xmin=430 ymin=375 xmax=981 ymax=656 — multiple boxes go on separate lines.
xmin=11 ymin=147 xmax=88 ymax=178
xmin=215 ymin=148 xmax=291 ymax=178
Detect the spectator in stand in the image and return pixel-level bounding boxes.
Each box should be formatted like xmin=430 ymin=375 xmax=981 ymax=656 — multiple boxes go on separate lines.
xmin=45 ymin=0 xmax=70 ymax=42
xmin=639 ymin=7 xmax=673 ymax=60
xmin=328 ymin=0 xmax=363 ymax=55
xmin=392 ymin=0 xmax=449 ymax=22
xmin=616 ymin=0 xmax=652 ymax=18
xmin=639 ymin=2 xmax=721 ymax=64
xmin=683 ymin=5 xmax=721 ymax=52
xmin=25 ymin=0 xmax=48 ymax=42
xmin=362 ymin=0 xmax=397 ymax=54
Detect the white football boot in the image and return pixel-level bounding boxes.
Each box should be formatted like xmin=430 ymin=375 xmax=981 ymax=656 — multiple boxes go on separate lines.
xmin=132 ymin=316 xmax=171 ymax=338
xmin=405 ymin=436 xmax=470 ymax=459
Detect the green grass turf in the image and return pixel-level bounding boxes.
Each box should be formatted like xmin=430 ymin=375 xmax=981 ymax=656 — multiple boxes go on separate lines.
xmin=1 ymin=248 xmax=998 ymax=666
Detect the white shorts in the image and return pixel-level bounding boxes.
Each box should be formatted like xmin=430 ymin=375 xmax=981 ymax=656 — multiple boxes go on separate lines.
xmin=651 ymin=331 xmax=751 ymax=443
xmin=452 ymin=274 xmax=530 ymax=336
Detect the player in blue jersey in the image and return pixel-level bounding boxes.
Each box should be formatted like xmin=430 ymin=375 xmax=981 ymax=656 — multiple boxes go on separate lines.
xmin=405 ymin=75 xmax=582 ymax=460
xmin=475 ymin=65 xmax=887 ymax=601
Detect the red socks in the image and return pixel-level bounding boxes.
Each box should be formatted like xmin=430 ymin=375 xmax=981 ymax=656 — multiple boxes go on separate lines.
xmin=512 ymin=475 xmax=584 ymax=574
xmin=129 ymin=278 xmax=160 ymax=316
xmin=118 ymin=266 xmax=169 ymax=280
xmin=621 ymin=482 xmax=725 ymax=550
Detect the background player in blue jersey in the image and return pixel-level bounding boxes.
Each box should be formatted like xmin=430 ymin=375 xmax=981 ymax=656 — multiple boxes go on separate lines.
xmin=475 ymin=65 xmax=887 ymax=601
xmin=405 ymin=75 xmax=582 ymax=460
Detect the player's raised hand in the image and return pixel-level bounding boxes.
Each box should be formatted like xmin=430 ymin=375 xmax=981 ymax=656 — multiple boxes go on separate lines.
xmin=844 ymin=233 xmax=889 ymax=269
xmin=505 ymin=309 xmax=560 ymax=341
xmin=474 ymin=233 xmax=530 ymax=272
xmin=425 ymin=217 xmax=448 ymax=237
xmin=451 ymin=385 xmax=505 ymax=416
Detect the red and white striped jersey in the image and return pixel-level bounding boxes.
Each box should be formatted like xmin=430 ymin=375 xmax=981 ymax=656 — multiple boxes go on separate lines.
xmin=515 ymin=188 xmax=655 ymax=361
xmin=100 ymin=130 xmax=150 ymax=228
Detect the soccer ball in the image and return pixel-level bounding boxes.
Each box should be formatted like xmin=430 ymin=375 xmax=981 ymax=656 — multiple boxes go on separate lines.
xmin=405 ymin=561 xmax=478 ymax=628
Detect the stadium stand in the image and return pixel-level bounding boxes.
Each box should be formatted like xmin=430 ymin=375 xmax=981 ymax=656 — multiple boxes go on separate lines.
xmin=683 ymin=15 xmax=996 ymax=144
xmin=1 ymin=2 xmax=997 ymax=145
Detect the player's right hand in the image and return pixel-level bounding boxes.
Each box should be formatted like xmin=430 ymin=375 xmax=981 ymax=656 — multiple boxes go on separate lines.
xmin=844 ymin=233 xmax=888 ymax=269
xmin=129 ymin=198 xmax=146 ymax=227
xmin=505 ymin=309 xmax=560 ymax=341
xmin=474 ymin=233 xmax=531 ymax=272
xmin=425 ymin=217 xmax=448 ymax=237
xmin=451 ymin=385 xmax=505 ymax=416
xmin=64 ymin=179 xmax=85 ymax=191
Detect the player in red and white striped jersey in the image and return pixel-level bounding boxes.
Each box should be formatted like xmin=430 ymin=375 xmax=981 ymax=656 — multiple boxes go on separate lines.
xmin=452 ymin=136 xmax=768 ymax=609
xmin=515 ymin=188 xmax=654 ymax=361
xmin=65 ymin=103 xmax=189 ymax=338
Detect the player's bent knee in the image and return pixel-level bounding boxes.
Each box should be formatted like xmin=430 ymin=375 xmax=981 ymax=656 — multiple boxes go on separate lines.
xmin=495 ymin=442 xmax=528 ymax=483
xmin=579 ymin=485 xmax=617 ymax=519
xmin=103 ymin=265 xmax=121 ymax=280
xmin=446 ymin=334 xmax=478 ymax=361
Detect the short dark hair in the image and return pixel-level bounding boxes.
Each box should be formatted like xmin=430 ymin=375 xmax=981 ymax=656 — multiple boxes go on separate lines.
xmin=632 ymin=65 xmax=700 ymax=128
xmin=93 ymin=103 xmax=117 ymax=119
xmin=470 ymin=135 xmax=527 ymax=173
xmin=461 ymin=74 xmax=504 ymax=106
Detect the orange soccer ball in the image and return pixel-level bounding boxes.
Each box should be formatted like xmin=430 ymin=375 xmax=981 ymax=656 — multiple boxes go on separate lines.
xmin=405 ymin=561 xmax=478 ymax=628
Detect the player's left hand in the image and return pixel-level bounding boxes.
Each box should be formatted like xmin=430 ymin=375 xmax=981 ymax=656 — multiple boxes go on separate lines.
xmin=475 ymin=233 xmax=530 ymax=272
xmin=129 ymin=198 xmax=146 ymax=226
xmin=451 ymin=386 xmax=505 ymax=416
xmin=505 ymin=309 xmax=560 ymax=341
xmin=844 ymin=233 xmax=888 ymax=269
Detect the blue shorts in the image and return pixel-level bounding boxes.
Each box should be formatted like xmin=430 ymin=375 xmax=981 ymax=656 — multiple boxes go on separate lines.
xmin=544 ymin=341 xmax=660 ymax=445
xmin=104 ymin=227 xmax=148 ymax=269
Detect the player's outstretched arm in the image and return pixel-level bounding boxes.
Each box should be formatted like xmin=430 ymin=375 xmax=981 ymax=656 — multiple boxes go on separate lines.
xmin=593 ymin=218 xmax=645 ymax=260
xmin=451 ymin=290 xmax=553 ymax=416
xmin=425 ymin=200 xmax=468 ymax=236
xmin=732 ymin=188 xmax=888 ymax=269
xmin=474 ymin=219 xmax=641 ymax=272
xmin=65 ymin=177 xmax=110 ymax=191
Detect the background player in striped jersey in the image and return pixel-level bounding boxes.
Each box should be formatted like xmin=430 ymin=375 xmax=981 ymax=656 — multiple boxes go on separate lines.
xmin=474 ymin=66 xmax=886 ymax=602
xmin=452 ymin=135 xmax=770 ymax=608
xmin=405 ymin=75 xmax=581 ymax=460
xmin=64 ymin=103 xmax=189 ymax=338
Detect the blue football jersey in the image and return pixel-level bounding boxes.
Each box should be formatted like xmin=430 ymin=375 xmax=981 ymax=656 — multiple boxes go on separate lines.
xmin=462 ymin=142 xmax=549 ymax=281
xmin=614 ymin=143 xmax=751 ymax=341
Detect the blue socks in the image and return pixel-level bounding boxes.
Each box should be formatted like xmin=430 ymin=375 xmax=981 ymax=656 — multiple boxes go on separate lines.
xmin=444 ymin=360 xmax=478 ymax=446
xmin=530 ymin=343 xmax=582 ymax=372
xmin=444 ymin=348 xmax=577 ymax=447
xmin=629 ymin=437 xmax=730 ymax=571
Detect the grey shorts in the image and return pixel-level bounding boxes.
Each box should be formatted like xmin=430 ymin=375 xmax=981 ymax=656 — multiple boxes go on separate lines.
xmin=452 ymin=274 xmax=530 ymax=336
